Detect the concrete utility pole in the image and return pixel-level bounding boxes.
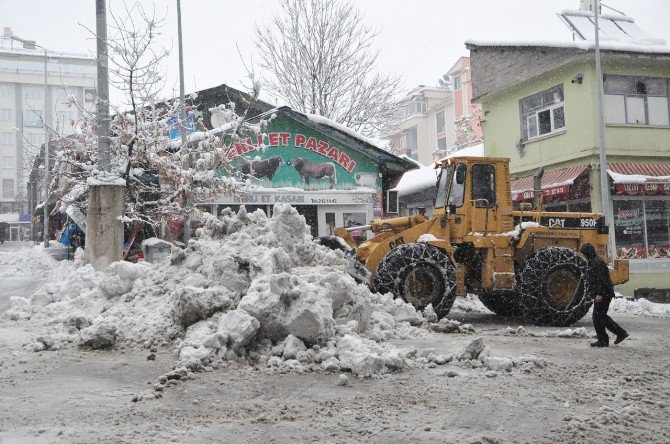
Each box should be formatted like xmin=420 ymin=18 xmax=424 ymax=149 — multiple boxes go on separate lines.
xmin=96 ymin=0 xmax=111 ymax=172
xmin=177 ymin=0 xmax=191 ymax=243
xmin=593 ymin=0 xmax=615 ymax=260
xmin=42 ymin=47 xmax=49 ymax=248
xmin=85 ymin=0 xmax=124 ymax=270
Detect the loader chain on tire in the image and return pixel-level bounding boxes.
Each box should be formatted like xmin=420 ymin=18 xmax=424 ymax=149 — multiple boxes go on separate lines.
xmin=477 ymin=291 xmax=523 ymax=317
xmin=516 ymin=247 xmax=592 ymax=326
xmin=374 ymin=243 xmax=457 ymax=319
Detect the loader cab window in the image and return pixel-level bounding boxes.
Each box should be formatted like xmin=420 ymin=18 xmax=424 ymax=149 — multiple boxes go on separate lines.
xmin=448 ymin=163 xmax=466 ymax=208
xmin=472 ymin=164 xmax=496 ymax=208
xmin=434 ymin=165 xmax=452 ymax=208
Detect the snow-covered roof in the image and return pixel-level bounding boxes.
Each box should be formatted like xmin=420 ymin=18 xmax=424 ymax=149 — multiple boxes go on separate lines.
xmin=607 ymin=162 xmax=670 ymax=184
xmin=390 ymin=166 xmax=436 ymax=197
xmin=466 ymin=38 xmax=670 ymax=55
xmin=441 ymin=143 xmax=485 ymax=161
xmin=299 ymin=112 xmax=389 ymax=151
xmin=0 ymin=46 xmax=94 ymax=61
xmin=467 ymin=10 xmax=668 ymax=55
xmin=398 ymin=154 xmax=425 ymax=168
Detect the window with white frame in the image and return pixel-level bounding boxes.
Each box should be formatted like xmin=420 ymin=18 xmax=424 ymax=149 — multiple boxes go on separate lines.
xmin=1 ymin=109 xmax=12 ymax=121
xmin=26 ymin=132 xmax=45 ymax=146
xmin=0 ymin=84 xmax=12 ymax=97
xmin=453 ymin=75 xmax=462 ymax=90
xmin=405 ymin=97 xmax=427 ymax=116
xmin=24 ymin=110 xmax=43 ymax=128
xmin=437 ymin=137 xmax=447 ymax=152
xmin=436 ymin=110 xmax=446 ymax=133
xmin=2 ymin=156 xmax=14 ymax=169
xmin=1 ymin=133 xmax=13 ymax=145
xmin=604 ymin=76 xmax=670 ymax=126
xmin=520 ymin=85 xmax=565 ymax=141
xmin=2 ymin=179 xmax=14 ymax=199
xmin=406 ymin=127 xmax=418 ymax=160
xmin=24 ymin=86 xmax=42 ymax=99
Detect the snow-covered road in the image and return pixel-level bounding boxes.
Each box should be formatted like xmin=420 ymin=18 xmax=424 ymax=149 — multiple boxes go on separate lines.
xmin=1 ymin=210 xmax=669 ymax=443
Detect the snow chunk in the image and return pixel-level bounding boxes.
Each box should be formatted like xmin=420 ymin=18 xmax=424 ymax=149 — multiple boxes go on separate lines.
xmin=217 ymin=309 xmax=260 ymax=351
xmin=79 ymin=318 xmax=118 ymax=349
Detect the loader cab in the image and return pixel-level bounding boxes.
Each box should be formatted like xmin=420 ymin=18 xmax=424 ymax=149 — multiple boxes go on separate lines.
xmin=434 ymin=157 xmax=514 ymax=236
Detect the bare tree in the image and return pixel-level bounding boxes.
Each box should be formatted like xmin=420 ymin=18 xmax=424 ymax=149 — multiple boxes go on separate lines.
xmin=256 ymin=0 xmax=402 ymax=136
xmin=50 ymin=1 xmax=263 ymax=238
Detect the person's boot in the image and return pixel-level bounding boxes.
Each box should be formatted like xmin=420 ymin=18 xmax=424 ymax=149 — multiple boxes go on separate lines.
xmin=590 ymin=340 xmax=609 ymax=347
xmin=614 ymin=332 xmax=629 ymax=344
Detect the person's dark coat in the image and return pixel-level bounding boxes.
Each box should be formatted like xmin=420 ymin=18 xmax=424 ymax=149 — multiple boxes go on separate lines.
xmin=580 ymin=243 xmax=615 ymax=300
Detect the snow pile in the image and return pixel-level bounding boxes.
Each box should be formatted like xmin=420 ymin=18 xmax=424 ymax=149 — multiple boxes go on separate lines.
xmin=610 ymin=297 xmax=670 ymax=318
xmin=504 ymin=326 xmax=588 ymax=338
xmin=450 ymin=338 xmax=547 ymax=377
xmin=8 ymin=204 xmax=434 ymax=377
xmin=451 ymin=294 xmax=492 ymax=314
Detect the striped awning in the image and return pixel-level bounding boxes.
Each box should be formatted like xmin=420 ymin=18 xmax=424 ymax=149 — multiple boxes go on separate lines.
xmin=511 ymin=165 xmax=589 ymax=201
xmin=608 ymin=162 xmax=670 ymax=196
xmin=607 ymin=162 xmax=670 ymax=183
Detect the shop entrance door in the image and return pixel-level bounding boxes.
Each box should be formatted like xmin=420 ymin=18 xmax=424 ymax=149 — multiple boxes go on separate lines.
xmin=295 ymin=205 xmax=319 ymax=238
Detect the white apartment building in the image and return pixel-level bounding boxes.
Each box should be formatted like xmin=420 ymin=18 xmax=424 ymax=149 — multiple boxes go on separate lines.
xmin=0 ymin=28 xmax=96 ymax=238
xmin=385 ymin=57 xmax=483 ymax=167
xmin=386 ymin=86 xmax=456 ymax=166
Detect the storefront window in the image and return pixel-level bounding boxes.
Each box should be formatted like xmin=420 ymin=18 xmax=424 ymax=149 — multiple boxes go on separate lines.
xmin=343 ymin=212 xmax=367 ymax=244
xmin=645 ymin=200 xmax=670 ymax=259
xmin=613 ymin=199 xmax=670 ymax=260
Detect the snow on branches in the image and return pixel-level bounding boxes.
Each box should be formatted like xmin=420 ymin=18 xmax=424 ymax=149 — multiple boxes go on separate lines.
xmin=50 ymin=1 xmax=262 ymax=231
xmin=255 ymin=0 xmax=402 ymax=137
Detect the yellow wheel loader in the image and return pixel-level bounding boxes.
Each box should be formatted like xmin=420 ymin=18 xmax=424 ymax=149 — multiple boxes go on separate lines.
xmin=331 ymin=157 xmax=628 ymax=326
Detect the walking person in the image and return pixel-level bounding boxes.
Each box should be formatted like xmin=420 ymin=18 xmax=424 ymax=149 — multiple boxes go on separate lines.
xmin=580 ymin=243 xmax=629 ymax=347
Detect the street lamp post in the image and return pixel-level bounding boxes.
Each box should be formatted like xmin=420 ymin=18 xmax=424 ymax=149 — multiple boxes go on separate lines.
xmin=5 ymin=31 xmax=51 ymax=248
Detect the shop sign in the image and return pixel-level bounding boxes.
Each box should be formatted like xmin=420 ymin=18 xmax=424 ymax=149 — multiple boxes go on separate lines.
xmin=222 ymin=191 xmax=376 ymax=206
xmin=614 ymin=183 xmax=670 ymax=196
xmin=516 ymin=185 xmax=570 ymax=201
xmin=223 ymin=114 xmax=381 ymax=192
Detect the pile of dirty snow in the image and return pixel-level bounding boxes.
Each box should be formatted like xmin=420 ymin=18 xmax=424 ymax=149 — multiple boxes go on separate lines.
xmin=6 ymin=204 xmax=438 ymax=377
xmin=609 ymin=297 xmax=670 ymax=318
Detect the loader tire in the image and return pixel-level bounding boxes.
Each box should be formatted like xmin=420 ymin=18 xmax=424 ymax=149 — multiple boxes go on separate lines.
xmin=516 ymin=247 xmax=591 ymax=326
xmin=477 ymin=291 xmax=523 ymax=317
xmin=375 ymin=243 xmax=457 ymax=319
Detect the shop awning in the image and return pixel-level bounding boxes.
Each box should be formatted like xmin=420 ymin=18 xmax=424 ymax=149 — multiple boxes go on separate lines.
xmin=608 ymin=162 xmax=670 ymax=196
xmin=511 ymin=165 xmax=589 ymax=201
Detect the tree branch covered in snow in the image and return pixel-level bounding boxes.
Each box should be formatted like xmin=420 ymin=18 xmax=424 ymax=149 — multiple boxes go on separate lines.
xmin=255 ymin=0 xmax=403 ymax=136
xmin=50 ymin=0 xmax=263 ymax=232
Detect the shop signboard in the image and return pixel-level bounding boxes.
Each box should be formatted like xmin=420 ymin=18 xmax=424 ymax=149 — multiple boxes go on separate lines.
xmin=224 ymin=191 xmax=376 ymax=206
xmin=516 ymin=184 xmax=570 ymax=201
xmin=223 ymin=114 xmax=381 ymax=192
xmin=614 ymin=183 xmax=670 ymax=196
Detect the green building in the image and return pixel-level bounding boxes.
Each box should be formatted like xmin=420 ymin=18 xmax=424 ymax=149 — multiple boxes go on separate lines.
xmin=198 ymin=106 xmax=415 ymax=239
xmin=467 ymin=9 xmax=670 ymax=296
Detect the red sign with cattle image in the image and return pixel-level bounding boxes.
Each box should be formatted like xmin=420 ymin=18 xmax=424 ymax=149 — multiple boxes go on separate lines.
xmin=223 ymin=113 xmax=381 ymax=191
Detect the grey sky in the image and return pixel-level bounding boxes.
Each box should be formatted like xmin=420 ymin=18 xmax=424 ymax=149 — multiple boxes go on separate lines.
xmin=3 ymin=0 xmax=669 ymax=107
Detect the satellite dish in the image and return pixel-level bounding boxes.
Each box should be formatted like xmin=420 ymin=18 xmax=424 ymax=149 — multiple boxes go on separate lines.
xmin=210 ymin=108 xmax=232 ymax=129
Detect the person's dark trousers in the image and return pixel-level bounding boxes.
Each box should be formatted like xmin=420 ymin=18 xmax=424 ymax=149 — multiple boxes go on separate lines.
xmin=592 ymin=297 xmax=627 ymax=344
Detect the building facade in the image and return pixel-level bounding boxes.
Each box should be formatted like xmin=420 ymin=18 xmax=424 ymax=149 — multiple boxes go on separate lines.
xmin=197 ymin=106 xmax=415 ymax=240
xmin=385 ymin=57 xmax=483 ymax=166
xmin=0 ymin=28 xmax=96 ymax=240
xmin=467 ymin=11 xmax=670 ymax=295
